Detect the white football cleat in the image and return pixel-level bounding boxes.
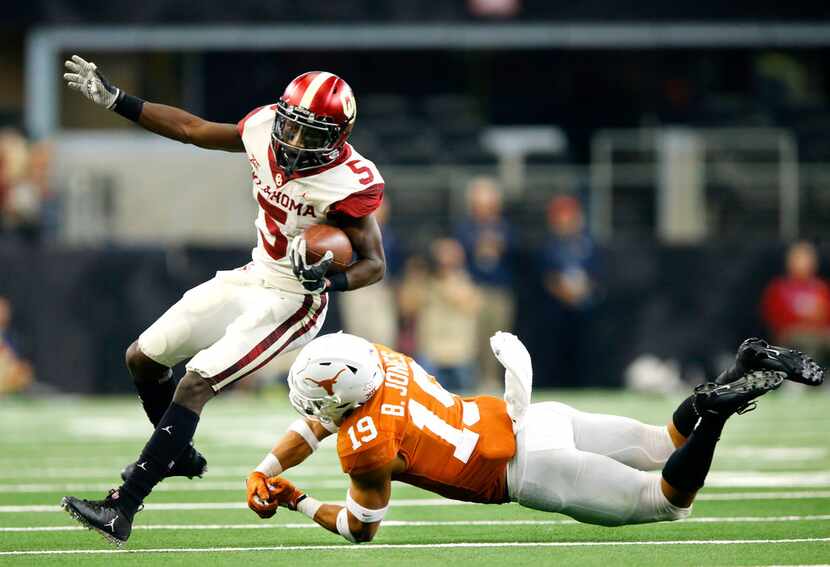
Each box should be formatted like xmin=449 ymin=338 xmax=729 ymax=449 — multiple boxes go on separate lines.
xmin=490 ymin=331 xmax=533 ymax=428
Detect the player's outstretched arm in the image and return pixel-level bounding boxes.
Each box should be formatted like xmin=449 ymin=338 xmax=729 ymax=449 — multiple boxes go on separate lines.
xmin=246 ymin=418 xmax=333 ymax=518
xmin=63 ymin=55 xmax=244 ymax=152
xmin=266 ymin=461 xmax=394 ymax=543
xmin=329 ymin=213 xmax=386 ymax=292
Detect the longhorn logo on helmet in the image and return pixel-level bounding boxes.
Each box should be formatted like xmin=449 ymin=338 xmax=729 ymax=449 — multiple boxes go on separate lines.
xmin=304 ymin=368 xmax=347 ymax=396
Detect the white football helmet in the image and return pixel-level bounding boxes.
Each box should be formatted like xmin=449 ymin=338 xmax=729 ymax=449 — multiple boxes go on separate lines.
xmin=287 ymin=333 xmax=384 ymax=425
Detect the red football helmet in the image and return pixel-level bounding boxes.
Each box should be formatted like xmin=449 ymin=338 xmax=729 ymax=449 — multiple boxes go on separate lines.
xmin=272 ymin=71 xmax=357 ymax=173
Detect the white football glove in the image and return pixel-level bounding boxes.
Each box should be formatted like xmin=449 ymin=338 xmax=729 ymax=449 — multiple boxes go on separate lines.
xmin=490 ymin=331 xmax=533 ymax=428
xmin=63 ymin=55 xmax=120 ymax=109
xmin=289 ymin=236 xmax=333 ymax=294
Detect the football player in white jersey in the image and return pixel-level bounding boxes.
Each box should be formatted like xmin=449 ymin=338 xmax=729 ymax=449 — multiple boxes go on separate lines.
xmin=59 ymin=55 xmax=388 ymax=545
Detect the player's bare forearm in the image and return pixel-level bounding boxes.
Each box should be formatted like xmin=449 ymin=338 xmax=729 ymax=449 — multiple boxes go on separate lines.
xmin=269 ymin=419 xmax=332 ymax=471
xmin=63 ymin=56 xmax=242 ymax=152
xmin=310 ymin=503 xmax=345 ymax=535
xmin=334 ymin=214 xmax=386 ymax=291
xmin=137 ymin=102 xmax=244 ymax=152
xmin=305 ymin=503 xmax=376 ymax=542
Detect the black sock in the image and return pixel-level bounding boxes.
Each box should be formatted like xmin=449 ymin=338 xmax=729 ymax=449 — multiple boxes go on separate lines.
xmin=135 ymin=371 xmax=176 ymax=427
xmin=118 ymin=403 xmax=199 ymax=512
xmin=662 ymin=415 xmax=726 ymax=493
xmin=672 ymin=394 xmax=699 ymax=438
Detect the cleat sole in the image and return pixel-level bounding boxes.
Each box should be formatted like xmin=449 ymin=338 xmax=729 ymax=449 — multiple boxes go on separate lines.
xmin=60 ymin=497 xmax=127 ymax=549
xmin=694 ymin=370 xmax=786 ymax=417
xmin=699 ymin=370 xmax=785 ymax=398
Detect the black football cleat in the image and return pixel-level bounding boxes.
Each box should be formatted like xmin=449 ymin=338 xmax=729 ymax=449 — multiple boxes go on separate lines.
xmin=61 ymin=489 xmax=137 ymax=547
xmin=716 ymin=338 xmax=825 ymax=387
xmin=695 ymin=370 xmax=786 ymax=418
xmin=121 ymin=445 xmax=207 ymax=482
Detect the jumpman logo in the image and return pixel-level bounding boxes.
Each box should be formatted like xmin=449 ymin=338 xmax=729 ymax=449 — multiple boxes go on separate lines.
xmin=161 ymin=426 xmax=174 ymax=435
xmin=136 ymin=461 xmax=148 ymax=471
xmin=104 ymin=517 xmax=117 ymax=532
xmin=304 ymin=368 xmax=347 ymax=396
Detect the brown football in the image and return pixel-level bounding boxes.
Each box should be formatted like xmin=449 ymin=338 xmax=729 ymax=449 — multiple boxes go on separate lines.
xmin=303 ymin=224 xmax=353 ymax=272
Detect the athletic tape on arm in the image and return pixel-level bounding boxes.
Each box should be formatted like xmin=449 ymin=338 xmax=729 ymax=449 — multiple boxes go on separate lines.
xmin=336 ymin=507 xmax=358 ymax=543
xmin=289 ymin=419 xmax=320 ymax=451
xmin=254 ymin=453 xmax=283 ymax=477
xmin=346 ymin=490 xmax=389 ymax=523
xmin=296 ymin=495 xmax=323 ymax=521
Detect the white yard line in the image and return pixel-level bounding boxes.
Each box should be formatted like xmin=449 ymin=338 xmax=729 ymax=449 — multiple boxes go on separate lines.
xmin=717 ymin=447 xmax=828 ymax=461
xmin=0 ymin=466 xmax=334 ymax=480
xmin=2 ymin=471 xmax=829 ymax=493
xmin=696 ymin=490 xmax=830 ymax=501
xmin=1 ymin=538 xmax=829 ymax=556
xmin=0 ymin=499 xmax=466 ymax=513
xmin=0 ymin=494 xmax=822 ymax=513
xmin=0 ymin=480 xmax=348 ymax=493
xmin=705 ymin=471 xmax=830 ymax=488
xmin=2 ymin=491 xmax=830 ymax=513
xmin=1 ymin=462 xmax=827 ymax=480
xmin=1 ymin=514 xmax=829 ymax=532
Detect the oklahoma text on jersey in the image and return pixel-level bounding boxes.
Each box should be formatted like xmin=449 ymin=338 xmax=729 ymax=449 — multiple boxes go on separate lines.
xmin=238 ymin=104 xmax=384 ymax=296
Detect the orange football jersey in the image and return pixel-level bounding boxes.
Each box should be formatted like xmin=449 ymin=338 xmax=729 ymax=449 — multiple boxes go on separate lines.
xmin=337 ymin=345 xmax=516 ymax=504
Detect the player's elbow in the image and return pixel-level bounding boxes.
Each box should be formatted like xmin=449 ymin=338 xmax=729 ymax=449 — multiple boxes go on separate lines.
xmin=177 ymin=123 xmax=196 ymax=145
xmin=367 ymin=257 xmax=386 ymax=285
xmin=351 ymin=521 xmax=379 ymax=543
xmin=178 ymin=117 xmax=208 ymax=146
xmin=354 ymin=532 xmax=375 ymax=543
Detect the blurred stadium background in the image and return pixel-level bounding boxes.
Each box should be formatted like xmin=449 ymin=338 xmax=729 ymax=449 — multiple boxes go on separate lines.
xmin=2 ymin=3 xmax=830 ymax=397
xmin=2 ymin=2 xmax=830 ymax=565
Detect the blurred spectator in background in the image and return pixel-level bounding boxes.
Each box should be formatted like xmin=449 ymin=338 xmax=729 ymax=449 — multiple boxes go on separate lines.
xmin=0 ymin=296 xmax=33 ymax=394
xmin=539 ymin=195 xmax=599 ymax=387
xmin=0 ymin=129 xmax=52 ymax=244
xmin=455 ymin=176 xmax=515 ymax=390
xmin=339 ymin=198 xmax=401 ymax=347
xmin=761 ymin=241 xmax=830 ymax=362
xmin=397 ymin=254 xmax=430 ymax=356
xmin=401 ymin=238 xmax=481 ymax=392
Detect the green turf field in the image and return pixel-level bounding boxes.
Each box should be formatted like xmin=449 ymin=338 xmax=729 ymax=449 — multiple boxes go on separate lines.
xmin=1 ymin=389 xmax=828 ymax=566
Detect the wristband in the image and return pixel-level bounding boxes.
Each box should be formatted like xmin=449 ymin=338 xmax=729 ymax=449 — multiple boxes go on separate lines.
xmin=254 ymin=453 xmax=283 ymax=477
xmin=112 ymin=91 xmax=145 ymax=122
xmin=295 ymin=494 xmax=322 ymax=520
xmin=326 ymin=271 xmax=349 ymax=292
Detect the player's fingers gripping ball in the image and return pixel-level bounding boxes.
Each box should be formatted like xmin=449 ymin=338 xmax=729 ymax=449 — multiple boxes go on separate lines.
xmin=289 ymin=236 xmax=333 ymax=293
xmin=266 ymin=476 xmax=305 ymax=510
xmin=246 ymin=471 xmax=278 ymax=518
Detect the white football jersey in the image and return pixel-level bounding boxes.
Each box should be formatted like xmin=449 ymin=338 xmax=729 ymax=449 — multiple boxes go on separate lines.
xmin=238 ymin=105 xmax=384 ymax=294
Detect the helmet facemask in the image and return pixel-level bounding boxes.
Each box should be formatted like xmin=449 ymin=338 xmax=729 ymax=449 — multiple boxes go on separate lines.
xmin=287 ymin=382 xmax=357 ymax=426
xmin=272 ymin=99 xmax=344 ymax=175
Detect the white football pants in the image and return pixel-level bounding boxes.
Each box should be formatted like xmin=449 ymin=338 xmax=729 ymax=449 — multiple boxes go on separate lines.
xmin=138 ymin=266 xmax=327 ymax=392
xmin=507 ymin=401 xmax=690 ymax=526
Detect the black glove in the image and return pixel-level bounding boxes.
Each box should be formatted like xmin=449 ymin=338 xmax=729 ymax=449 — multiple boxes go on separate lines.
xmin=289 ymin=236 xmax=333 ymax=293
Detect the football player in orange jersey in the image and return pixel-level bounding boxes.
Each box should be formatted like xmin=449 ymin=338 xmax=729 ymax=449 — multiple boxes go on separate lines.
xmin=246 ymin=333 xmax=823 ymax=542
